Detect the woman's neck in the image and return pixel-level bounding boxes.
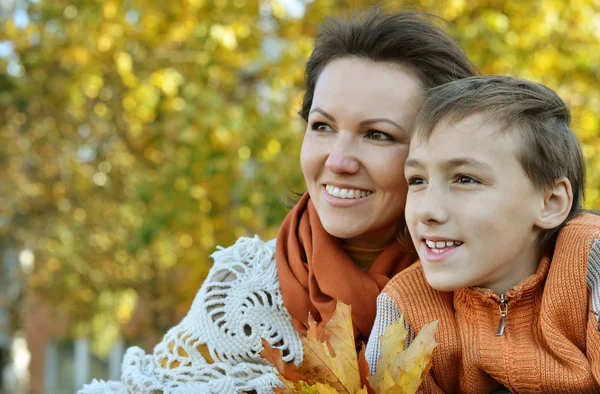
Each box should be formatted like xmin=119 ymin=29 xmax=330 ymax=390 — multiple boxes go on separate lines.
xmin=342 ymin=243 xmax=387 ymax=269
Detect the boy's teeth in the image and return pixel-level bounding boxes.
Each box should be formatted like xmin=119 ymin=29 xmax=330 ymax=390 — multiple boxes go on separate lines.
xmin=425 ymin=239 xmax=463 ymax=249
xmin=325 ymin=185 xmax=372 ymax=199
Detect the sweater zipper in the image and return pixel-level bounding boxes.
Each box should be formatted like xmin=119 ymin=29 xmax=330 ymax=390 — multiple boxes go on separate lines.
xmin=496 ymin=293 xmax=508 ymax=336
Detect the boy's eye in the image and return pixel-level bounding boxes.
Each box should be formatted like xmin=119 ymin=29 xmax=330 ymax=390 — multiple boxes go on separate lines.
xmin=365 ymin=130 xmax=392 ymax=141
xmin=311 ymin=122 xmax=333 ymax=132
xmin=407 ymin=176 xmax=426 ymax=186
xmin=456 ymin=174 xmax=479 ymax=184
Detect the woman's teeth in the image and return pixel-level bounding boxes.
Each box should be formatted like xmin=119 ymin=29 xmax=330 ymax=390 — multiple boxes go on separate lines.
xmin=425 ymin=239 xmax=463 ymax=254
xmin=325 ymin=185 xmax=372 ymax=199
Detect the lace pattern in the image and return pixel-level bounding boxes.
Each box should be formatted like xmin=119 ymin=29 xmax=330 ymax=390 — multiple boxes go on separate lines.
xmin=79 ymin=236 xmax=302 ymax=394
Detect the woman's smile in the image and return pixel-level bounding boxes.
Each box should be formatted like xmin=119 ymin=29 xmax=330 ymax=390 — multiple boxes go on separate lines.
xmin=324 ymin=184 xmax=373 ymax=199
xmin=322 ymin=184 xmax=374 ymax=208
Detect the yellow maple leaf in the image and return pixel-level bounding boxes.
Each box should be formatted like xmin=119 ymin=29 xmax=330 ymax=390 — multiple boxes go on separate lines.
xmin=261 ymin=300 xmax=370 ymax=393
xmin=302 ymin=301 xmax=361 ymax=393
xmin=373 ymin=316 xmax=408 ymax=388
xmin=260 ymin=300 xmax=437 ymax=394
xmin=373 ymin=318 xmax=439 ymax=394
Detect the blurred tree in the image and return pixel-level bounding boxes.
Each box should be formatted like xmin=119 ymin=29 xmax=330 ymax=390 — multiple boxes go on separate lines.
xmin=0 ymin=0 xmax=598 ymax=356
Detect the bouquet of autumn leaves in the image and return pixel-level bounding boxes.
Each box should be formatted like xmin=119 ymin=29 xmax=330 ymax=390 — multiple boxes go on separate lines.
xmin=260 ymin=300 xmax=439 ymax=394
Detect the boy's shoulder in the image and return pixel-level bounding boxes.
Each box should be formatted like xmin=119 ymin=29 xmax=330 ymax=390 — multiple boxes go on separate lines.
xmin=556 ymin=212 xmax=600 ymax=252
xmin=383 ymin=261 xmax=451 ymax=309
xmin=563 ymin=211 xmax=600 ymax=230
xmin=385 ymin=261 xmax=427 ymax=293
xmin=545 ymin=212 xmax=600 ymax=343
xmin=550 ymin=211 xmax=599 ymax=306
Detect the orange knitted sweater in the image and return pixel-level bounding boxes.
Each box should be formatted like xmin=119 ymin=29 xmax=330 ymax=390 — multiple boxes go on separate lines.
xmin=382 ymin=213 xmax=600 ymax=393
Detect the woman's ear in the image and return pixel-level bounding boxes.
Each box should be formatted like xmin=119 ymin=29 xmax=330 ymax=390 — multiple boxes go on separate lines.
xmin=535 ymin=177 xmax=573 ymax=229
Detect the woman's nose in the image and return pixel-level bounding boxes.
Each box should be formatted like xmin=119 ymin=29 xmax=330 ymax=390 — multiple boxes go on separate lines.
xmin=325 ymin=135 xmax=360 ymax=174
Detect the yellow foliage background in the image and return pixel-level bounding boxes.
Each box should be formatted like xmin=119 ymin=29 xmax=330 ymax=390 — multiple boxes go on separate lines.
xmin=0 ymin=0 xmax=598 ymax=355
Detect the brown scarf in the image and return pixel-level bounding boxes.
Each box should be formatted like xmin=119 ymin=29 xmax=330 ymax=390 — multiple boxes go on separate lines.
xmin=276 ymin=192 xmax=415 ymax=345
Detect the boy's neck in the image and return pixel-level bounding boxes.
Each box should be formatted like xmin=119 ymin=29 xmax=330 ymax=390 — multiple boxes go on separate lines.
xmin=485 ymin=244 xmax=540 ymax=295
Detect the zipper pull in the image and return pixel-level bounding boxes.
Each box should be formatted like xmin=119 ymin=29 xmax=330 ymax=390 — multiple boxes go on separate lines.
xmin=496 ymin=294 xmax=508 ymax=336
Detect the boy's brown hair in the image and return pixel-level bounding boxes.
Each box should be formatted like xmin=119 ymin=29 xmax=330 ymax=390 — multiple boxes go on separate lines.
xmin=413 ymin=75 xmax=586 ymax=257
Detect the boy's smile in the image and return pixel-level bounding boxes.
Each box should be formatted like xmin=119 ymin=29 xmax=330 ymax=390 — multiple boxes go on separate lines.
xmin=404 ymin=113 xmax=546 ymax=295
xmin=422 ymin=237 xmax=463 ymax=261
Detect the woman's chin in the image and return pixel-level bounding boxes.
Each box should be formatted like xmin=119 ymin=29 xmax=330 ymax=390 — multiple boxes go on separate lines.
xmin=322 ymin=224 xmax=363 ymax=241
xmin=323 ymin=224 xmax=397 ymax=249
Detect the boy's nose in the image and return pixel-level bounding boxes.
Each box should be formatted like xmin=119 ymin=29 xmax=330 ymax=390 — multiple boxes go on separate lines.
xmin=325 ymin=136 xmax=360 ymax=174
xmin=415 ymin=187 xmax=449 ymax=225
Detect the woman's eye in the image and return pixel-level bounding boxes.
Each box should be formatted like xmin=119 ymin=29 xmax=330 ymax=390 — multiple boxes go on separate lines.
xmin=365 ymin=130 xmax=392 ymax=141
xmin=456 ymin=175 xmax=479 ymax=184
xmin=311 ymin=122 xmax=333 ymax=132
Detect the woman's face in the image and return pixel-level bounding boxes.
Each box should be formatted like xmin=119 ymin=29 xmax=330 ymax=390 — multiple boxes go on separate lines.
xmin=301 ymin=57 xmax=422 ymax=248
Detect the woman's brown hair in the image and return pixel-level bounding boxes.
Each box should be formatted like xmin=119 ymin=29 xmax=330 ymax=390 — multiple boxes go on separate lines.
xmin=299 ymin=8 xmax=479 ymax=121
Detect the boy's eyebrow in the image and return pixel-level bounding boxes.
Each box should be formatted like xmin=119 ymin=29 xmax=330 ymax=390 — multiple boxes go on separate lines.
xmin=404 ymin=157 xmax=493 ymax=171
xmin=404 ymin=158 xmax=424 ymax=169
xmin=443 ymin=158 xmax=493 ymax=171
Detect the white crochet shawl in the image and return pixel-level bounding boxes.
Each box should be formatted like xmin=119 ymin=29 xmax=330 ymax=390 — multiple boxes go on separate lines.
xmin=79 ymin=236 xmax=303 ymax=394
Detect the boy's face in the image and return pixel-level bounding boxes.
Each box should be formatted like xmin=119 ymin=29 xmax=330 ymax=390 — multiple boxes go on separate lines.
xmin=404 ymin=113 xmax=545 ymax=295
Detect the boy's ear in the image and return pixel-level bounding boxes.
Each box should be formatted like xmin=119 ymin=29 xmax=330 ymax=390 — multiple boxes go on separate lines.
xmin=535 ymin=177 xmax=573 ymax=229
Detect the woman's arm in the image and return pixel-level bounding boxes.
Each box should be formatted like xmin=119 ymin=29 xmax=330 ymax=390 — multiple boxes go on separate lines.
xmin=79 ymin=236 xmax=303 ymax=394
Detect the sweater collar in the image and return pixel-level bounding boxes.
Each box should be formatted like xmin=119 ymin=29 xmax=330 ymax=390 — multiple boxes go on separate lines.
xmin=456 ymin=256 xmax=551 ymax=304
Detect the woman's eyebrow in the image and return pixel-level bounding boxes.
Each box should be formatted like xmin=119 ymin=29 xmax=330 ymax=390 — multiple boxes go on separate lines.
xmin=360 ymin=118 xmax=405 ymax=132
xmin=309 ymin=107 xmax=335 ymax=121
xmin=309 ymin=109 xmax=405 ymax=133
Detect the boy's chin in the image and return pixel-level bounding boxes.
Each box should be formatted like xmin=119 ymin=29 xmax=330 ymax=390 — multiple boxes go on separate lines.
xmin=422 ymin=271 xmax=462 ymax=293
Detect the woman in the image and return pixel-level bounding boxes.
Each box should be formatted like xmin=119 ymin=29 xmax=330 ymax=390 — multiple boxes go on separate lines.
xmin=81 ymin=8 xmax=477 ymax=394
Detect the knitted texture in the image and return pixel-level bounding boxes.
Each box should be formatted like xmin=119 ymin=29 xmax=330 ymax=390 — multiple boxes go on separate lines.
xmin=365 ymin=292 xmax=412 ymax=376
xmin=367 ymin=213 xmax=600 ymax=393
xmin=79 ymin=236 xmax=302 ymax=394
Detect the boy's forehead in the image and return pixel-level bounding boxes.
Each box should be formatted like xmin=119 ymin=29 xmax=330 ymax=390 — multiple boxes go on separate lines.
xmin=409 ymin=113 xmax=522 ymax=161
xmin=434 ymin=112 xmax=500 ymax=136
xmin=414 ymin=112 xmax=513 ymax=145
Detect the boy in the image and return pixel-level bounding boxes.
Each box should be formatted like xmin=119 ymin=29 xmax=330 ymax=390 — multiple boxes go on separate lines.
xmin=365 ymin=75 xmax=600 ymax=393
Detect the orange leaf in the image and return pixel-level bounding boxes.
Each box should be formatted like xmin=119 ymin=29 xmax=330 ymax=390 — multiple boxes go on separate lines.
xmin=260 ymin=338 xmax=310 ymax=384
xmin=307 ymin=311 xmax=331 ymax=350
xmin=261 ymin=300 xmax=371 ymax=393
xmin=358 ymin=344 xmax=376 ymax=394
